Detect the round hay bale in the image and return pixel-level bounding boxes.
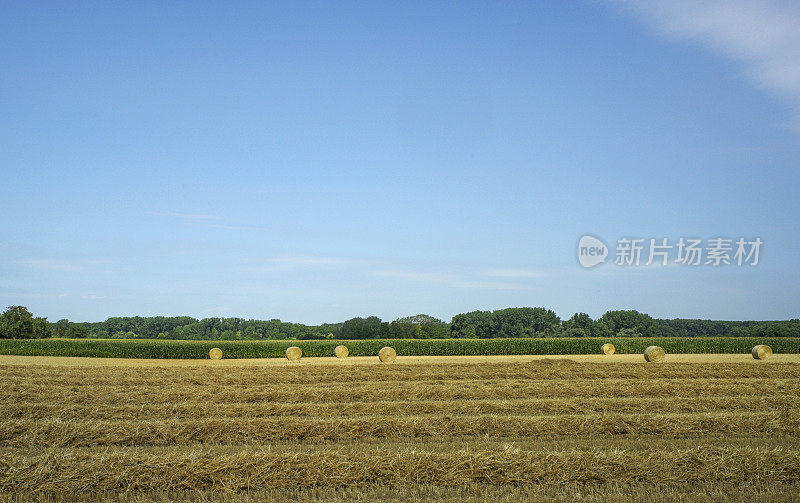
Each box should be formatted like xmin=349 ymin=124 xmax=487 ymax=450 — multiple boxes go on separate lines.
xmin=209 ymin=347 xmax=223 ymax=360
xmin=752 ymin=344 xmax=772 ymax=360
xmin=334 ymin=345 xmax=349 ymax=358
xmin=644 ymin=345 xmax=665 ymax=363
xmin=286 ymin=346 xmax=302 ymax=361
xmin=601 ymin=343 xmax=615 ymax=355
xmin=378 ymin=346 xmax=396 ymax=363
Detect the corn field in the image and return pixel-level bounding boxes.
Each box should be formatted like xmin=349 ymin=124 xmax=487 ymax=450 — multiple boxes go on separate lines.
xmin=0 ymin=336 xmax=797 ymax=359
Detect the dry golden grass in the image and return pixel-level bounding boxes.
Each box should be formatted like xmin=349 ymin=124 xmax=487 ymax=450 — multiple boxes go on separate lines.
xmin=2 ymin=444 xmax=798 ymax=493
xmin=1 ymin=357 xmax=798 ymax=501
xmin=3 ymin=482 xmax=800 ymax=503
xmin=3 ymin=411 xmax=797 ymax=447
xmin=4 ymin=395 xmax=794 ymax=422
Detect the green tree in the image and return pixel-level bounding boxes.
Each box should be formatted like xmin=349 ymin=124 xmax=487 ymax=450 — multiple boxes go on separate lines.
xmin=562 ymin=327 xmax=587 ymax=337
xmin=394 ymin=314 xmax=448 ymax=339
xmin=66 ymin=324 xmax=88 ymax=338
xmin=598 ymin=310 xmax=655 ymax=336
xmin=340 ymin=316 xmax=383 ymax=339
xmin=385 ymin=321 xmax=416 ymax=339
xmin=491 ymin=307 xmax=561 ymax=338
xmin=450 ymin=311 xmax=493 ymax=338
xmin=563 ymin=312 xmax=595 ymax=336
xmin=0 ymin=305 xmax=35 ymax=339
xmin=32 ymin=317 xmax=52 ymax=338
xmin=616 ymin=327 xmax=641 ymax=337
xmin=395 ymin=314 xmax=441 ymax=325
xmin=53 ymin=319 xmax=70 ymax=338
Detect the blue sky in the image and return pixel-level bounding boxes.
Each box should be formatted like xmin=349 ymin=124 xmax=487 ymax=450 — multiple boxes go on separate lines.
xmin=1 ymin=1 xmax=798 ymax=324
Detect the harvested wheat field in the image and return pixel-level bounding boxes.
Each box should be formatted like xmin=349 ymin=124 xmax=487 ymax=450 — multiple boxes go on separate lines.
xmin=1 ymin=357 xmax=799 ymax=502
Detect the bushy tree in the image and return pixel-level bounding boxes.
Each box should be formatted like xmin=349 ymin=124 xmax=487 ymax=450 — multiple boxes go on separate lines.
xmin=53 ymin=319 xmax=70 ymax=338
xmin=340 ymin=316 xmax=383 ymax=339
xmin=562 ymin=327 xmax=587 ymax=337
xmin=598 ymin=310 xmax=655 ymax=336
xmin=616 ymin=327 xmax=641 ymax=337
xmin=562 ymin=312 xmax=595 ymax=336
xmin=395 ymin=314 xmax=441 ymax=325
xmin=32 ymin=317 xmax=52 ymax=338
xmin=491 ymin=307 xmax=560 ymax=338
xmin=66 ymin=324 xmax=88 ymax=338
xmin=391 ymin=314 xmax=448 ymax=339
xmin=450 ymin=311 xmax=493 ymax=338
xmin=0 ymin=306 xmax=35 ymax=339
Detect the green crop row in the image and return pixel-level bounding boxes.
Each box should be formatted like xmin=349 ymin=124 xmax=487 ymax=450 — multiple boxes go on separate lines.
xmin=0 ymin=337 xmax=797 ymax=359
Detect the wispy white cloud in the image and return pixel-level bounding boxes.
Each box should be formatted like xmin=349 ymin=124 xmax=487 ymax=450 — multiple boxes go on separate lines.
xmin=1 ymin=290 xmax=108 ymax=301
xmin=608 ymin=0 xmax=800 ymax=129
xmin=81 ymin=294 xmax=106 ymax=300
xmin=17 ymin=259 xmax=81 ymax=272
xmin=243 ymin=253 xmax=543 ymax=289
xmin=479 ymin=268 xmax=550 ymax=279
xmin=151 ymin=211 xmax=274 ymax=232
xmin=0 ymin=291 xmax=62 ymax=300
xmin=372 ymin=269 xmax=453 ymax=283
xmin=454 ymin=280 xmax=529 ymax=290
xmin=149 ymin=211 xmax=221 ymax=222
xmin=206 ymin=223 xmax=272 ymax=232
xmin=16 ymin=258 xmax=112 ymax=273
xmin=241 ymin=254 xmax=369 ymax=273
xmin=197 ymin=305 xmax=235 ymax=316
xmin=267 ymin=254 xmax=367 ymax=266
xmin=373 ymin=269 xmax=528 ymax=290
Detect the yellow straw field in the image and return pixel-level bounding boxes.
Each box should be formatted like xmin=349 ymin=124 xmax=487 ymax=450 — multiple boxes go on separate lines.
xmin=1 ymin=356 xmax=798 ymax=502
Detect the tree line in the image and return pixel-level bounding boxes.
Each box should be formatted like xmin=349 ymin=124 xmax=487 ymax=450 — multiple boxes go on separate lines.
xmin=1 ymin=305 xmax=798 ymax=340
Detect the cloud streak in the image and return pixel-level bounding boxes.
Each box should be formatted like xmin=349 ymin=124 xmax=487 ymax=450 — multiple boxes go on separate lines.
xmin=266 ymin=255 xmax=368 ymax=266
xmin=479 ymin=268 xmax=550 ymax=279
xmin=16 ymin=258 xmax=113 ymax=273
xmin=373 ymin=269 xmax=528 ymax=290
xmin=149 ymin=211 xmax=221 ymax=222
xmin=241 ymin=254 xmax=369 ymax=273
xmin=241 ymin=253 xmax=547 ymax=290
xmin=609 ymin=0 xmax=800 ymax=130
xmin=151 ymin=211 xmax=271 ymax=232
